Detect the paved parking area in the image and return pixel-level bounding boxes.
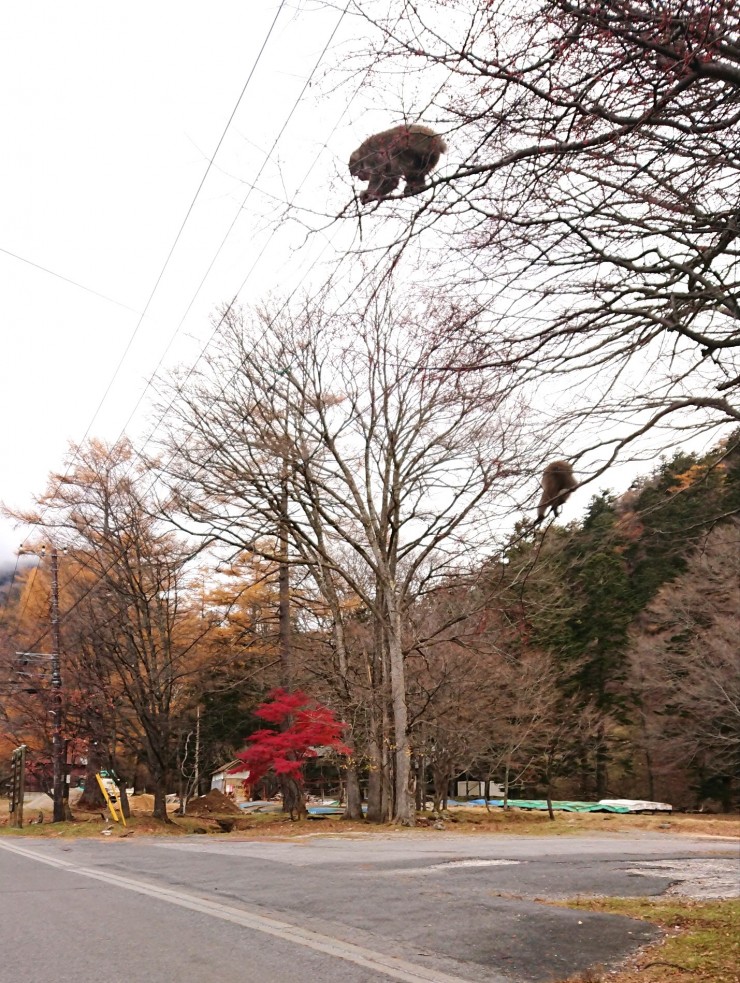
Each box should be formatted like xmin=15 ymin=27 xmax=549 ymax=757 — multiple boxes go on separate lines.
xmin=1 ymin=830 xmax=736 ymax=982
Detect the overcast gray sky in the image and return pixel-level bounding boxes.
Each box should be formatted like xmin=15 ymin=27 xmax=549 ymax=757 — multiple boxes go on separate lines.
xmin=0 ymin=1 xmax=372 ymax=564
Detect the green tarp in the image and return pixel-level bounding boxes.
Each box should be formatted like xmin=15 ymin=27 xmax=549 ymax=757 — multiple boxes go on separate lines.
xmin=465 ymin=799 xmax=630 ymax=813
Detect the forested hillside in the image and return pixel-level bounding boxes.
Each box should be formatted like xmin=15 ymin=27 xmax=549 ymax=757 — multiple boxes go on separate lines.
xmin=486 ymin=435 xmax=740 ymax=811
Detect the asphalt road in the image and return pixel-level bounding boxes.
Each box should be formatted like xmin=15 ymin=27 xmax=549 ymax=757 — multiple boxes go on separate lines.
xmin=1 ymin=831 xmax=736 ymax=983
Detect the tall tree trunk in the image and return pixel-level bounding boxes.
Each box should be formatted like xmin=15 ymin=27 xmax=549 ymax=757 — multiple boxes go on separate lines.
xmin=366 ymin=737 xmax=384 ymax=822
xmin=595 ymin=722 xmax=608 ymax=799
xmin=277 ymin=491 xmax=306 ymax=820
xmin=344 ymin=763 xmax=363 ymax=820
xmin=637 ymin=707 xmax=656 ymax=801
xmin=116 ymin=778 xmax=131 ymax=820
xmin=432 ymin=764 xmax=445 ymax=813
xmin=152 ymin=767 xmax=172 ymax=822
xmin=281 ymin=775 xmax=306 ymax=820
xmin=77 ymin=745 xmax=106 ymax=811
xmin=545 ymin=756 xmax=555 ymax=821
xmin=278 ymin=520 xmax=292 ymax=690
xmin=381 ymin=647 xmax=394 ymax=819
xmin=328 ymin=603 xmax=362 ymax=821
xmin=546 ymin=790 xmax=555 ymax=821
xmin=645 ymin=745 xmax=656 ymax=802
xmin=387 ymin=604 xmax=413 ymax=824
xmin=367 ymin=724 xmax=392 ymax=821
xmin=366 ymin=622 xmax=392 ymax=823
xmin=177 ymin=767 xmax=186 ymax=816
xmin=579 ymin=748 xmax=590 ymax=798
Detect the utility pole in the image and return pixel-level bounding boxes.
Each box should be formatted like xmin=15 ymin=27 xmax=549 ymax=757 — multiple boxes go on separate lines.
xmin=9 ymin=745 xmax=27 ymax=828
xmin=49 ymin=545 xmax=65 ymax=823
xmin=19 ymin=543 xmax=66 ymax=822
xmin=194 ymin=704 xmax=201 ymax=795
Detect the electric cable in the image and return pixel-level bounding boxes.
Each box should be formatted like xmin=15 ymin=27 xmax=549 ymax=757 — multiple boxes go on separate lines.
xmin=14 ymin=3 xmax=437 ymax=668
xmin=28 ymin=0 xmax=289 ymax=520
xmin=111 ymin=0 xmax=354 ymax=451
xmin=0 ymin=245 xmax=140 ymax=314
xmin=11 ymin=3 xmax=355 ymax=655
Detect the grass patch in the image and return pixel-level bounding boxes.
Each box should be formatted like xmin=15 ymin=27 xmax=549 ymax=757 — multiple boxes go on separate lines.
xmin=434 ymin=808 xmax=739 ymax=839
xmin=2 ymin=800 xmax=738 ymax=840
xmin=561 ymin=898 xmax=740 ymax=983
xmin=0 ymin=815 xmax=186 ymax=838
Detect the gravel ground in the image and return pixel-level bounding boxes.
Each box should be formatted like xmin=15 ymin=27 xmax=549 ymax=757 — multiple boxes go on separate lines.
xmin=623 ymin=858 xmax=740 ymax=899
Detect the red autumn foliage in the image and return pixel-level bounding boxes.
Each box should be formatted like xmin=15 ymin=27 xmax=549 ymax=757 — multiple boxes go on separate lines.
xmin=235 ymin=689 xmax=351 ymax=786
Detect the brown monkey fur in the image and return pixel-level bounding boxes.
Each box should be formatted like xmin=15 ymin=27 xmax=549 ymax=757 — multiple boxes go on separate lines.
xmin=536 ymin=460 xmax=577 ymax=523
xmin=349 ymin=124 xmax=447 ymax=204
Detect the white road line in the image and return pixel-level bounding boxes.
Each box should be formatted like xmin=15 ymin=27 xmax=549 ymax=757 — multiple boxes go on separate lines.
xmin=0 ymin=840 xmax=499 ymax=983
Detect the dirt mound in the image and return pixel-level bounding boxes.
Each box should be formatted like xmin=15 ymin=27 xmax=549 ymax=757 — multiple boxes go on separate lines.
xmin=23 ymin=793 xmax=54 ymax=812
xmin=127 ymin=794 xmax=156 ymax=815
xmin=185 ymin=789 xmax=243 ymax=817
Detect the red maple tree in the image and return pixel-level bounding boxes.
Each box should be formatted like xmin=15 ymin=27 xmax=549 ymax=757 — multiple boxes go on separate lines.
xmin=236 ymin=689 xmax=351 ymax=788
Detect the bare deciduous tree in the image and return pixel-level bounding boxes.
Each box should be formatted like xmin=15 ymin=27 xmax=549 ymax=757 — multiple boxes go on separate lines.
xmin=336 ymin=0 xmax=739 ymax=467
xmin=159 ymin=289 xmax=527 ymax=823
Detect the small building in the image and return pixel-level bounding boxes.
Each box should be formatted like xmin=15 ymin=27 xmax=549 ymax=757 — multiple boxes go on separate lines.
xmin=210 ymin=760 xmax=251 ymax=801
xmin=455 ymin=778 xmax=506 ymax=800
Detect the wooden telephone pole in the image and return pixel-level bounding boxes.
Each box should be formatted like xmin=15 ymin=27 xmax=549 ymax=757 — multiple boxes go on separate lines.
xmin=19 ymin=543 xmax=66 ymax=822
xmin=49 ymin=546 xmax=65 ymax=823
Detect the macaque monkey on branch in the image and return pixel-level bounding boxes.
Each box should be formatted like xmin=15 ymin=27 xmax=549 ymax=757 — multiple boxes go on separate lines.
xmin=536 ymin=460 xmax=577 ymax=524
xmin=349 ymin=124 xmax=447 ymax=205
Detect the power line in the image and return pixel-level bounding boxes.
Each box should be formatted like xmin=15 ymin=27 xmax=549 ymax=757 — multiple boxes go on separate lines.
xmin=114 ymin=1 xmax=353 ymax=452
xmin=0 ymin=245 xmax=140 ymax=314
xmin=30 ymin=0 xmax=290 ymax=520
xmin=118 ymin=0 xmax=359 ymax=446
xmin=12 ymin=4 xmax=353 ymax=656
xmin=13 ymin=228 xmax=339 ymax=657
xmin=17 ymin=5 xmax=450 ymax=674
xmin=72 ymin=0 xmax=290 ymax=441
